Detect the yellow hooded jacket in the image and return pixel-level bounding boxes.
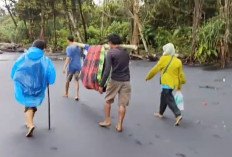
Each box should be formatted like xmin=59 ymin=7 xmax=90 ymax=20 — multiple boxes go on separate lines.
xmin=146 ymin=55 xmax=186 ymax=90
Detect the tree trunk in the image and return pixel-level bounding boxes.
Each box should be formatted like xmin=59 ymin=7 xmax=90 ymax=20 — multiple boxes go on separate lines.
xmin=190 ymin=0 xmax=203 ymax=63
xmin=131 ymin=0 xmax=139 ymax=49
xmin=132 ymin=0 xmax=148 ymax=54
xmin=219 ymin=0 xmax=231 ymax=68
xmin=69 ymin=12 xmax=83 ymax=42
xmin=40 ymin=1 xmax=46 ymax=41
xmin=71 ymin=0 xmax=78 ymax=24
xmin=23 ymin=20 xmax=30 ymax=40
xmin=77 ymin=0 xmax=88 ymax=42
xmin=29 ymin=20 xmax=35 ymax=41
xmin=63 ymin=0 xmax=82 ymax=42
xmin=52 ymin=1 xmax=57 ymax=52
xmin=4 ymin=0 xmax=17 ymax=28
xmin=62 ymin=0 xmax=73 ymax=34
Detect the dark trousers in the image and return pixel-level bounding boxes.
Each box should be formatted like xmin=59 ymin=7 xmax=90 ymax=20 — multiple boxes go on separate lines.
xmin=159 ymin=89 xmax=181 ymax=117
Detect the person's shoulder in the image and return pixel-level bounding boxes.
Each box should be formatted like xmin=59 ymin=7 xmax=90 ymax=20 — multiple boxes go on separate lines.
xmin=174 ymin=56 xmax=182 ymax=63
xmin=118 ymin=47 xmax=128 ymax=52
xmin=173 ymin=57 xmax=183 ymax=66
xmin=67 ymin=45 xmax=74 ymax=49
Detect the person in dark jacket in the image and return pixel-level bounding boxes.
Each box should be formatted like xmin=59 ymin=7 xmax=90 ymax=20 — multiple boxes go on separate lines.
xmin=99 ymin=34 xmax=131 ymax=132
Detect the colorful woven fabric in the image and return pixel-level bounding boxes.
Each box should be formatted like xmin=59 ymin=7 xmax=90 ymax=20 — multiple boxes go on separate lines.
xmin=97 ymin=47 xmax=106 ymax=84
xmin=80 ymin=45 xmax=103 ymax=91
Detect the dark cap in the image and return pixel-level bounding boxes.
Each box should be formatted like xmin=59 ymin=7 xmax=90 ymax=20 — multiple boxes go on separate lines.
xmin=32 ymin=40 xmax=46 ymax=50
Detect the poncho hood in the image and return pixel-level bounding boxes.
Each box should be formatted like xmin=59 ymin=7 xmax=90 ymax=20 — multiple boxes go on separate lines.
xmin=27 ymin=47 xmax=44 ymax=60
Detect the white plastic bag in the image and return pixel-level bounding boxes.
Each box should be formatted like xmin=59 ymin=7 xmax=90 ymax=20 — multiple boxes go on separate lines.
xmin=174 ymin=91 xmax=184 ymax=111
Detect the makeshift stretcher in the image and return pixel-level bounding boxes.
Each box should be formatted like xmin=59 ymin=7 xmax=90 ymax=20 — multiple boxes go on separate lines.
xmin=77 ymin=42 xmax=137 ymax=91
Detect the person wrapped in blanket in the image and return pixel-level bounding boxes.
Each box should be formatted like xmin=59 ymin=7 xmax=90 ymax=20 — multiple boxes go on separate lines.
xmin=98 ymin=34 xmax=131 ymax=132
xmin=11 ymin=40 xmax=56 ymax=137
xmin=146 ymin=43 xmax=186 ymax=126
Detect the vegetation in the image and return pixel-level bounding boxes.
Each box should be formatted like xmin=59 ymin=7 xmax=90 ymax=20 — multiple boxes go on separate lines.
xmin=0 ymin=0 xmax=232 ymax=67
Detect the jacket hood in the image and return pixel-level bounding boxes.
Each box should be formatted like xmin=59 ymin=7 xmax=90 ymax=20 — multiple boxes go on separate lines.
xmin=27 ymin=47 xmax=44 ymax=60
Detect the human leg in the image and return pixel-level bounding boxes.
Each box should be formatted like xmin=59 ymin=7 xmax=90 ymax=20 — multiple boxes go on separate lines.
xmin=116 ymin=81 xmax=131 ymax=132
xmin=116 ymin=105 xmax=126 ymax=132
xmin=154 ymin=89 xmax=168 ymax=118
xmin=99 ymin=101 xmax=112 ymax=127
xmin=63 ymin=72 xmax=73 ymax=97
xmin=25 ymin=107 xmax=36 ymax=137
xmin=99 ymin=80 xmax=119 ymax=127
xmin=165 ymin=90 xmax=182 ymax=125
xmin=74 ymin=72 xmax=80 ymax=100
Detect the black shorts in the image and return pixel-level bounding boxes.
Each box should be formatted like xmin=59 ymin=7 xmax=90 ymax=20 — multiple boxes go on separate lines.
xmin=24 ymin=107 xmax=37 ymax=113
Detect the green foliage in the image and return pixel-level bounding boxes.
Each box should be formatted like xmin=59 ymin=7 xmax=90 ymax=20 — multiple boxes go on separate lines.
xmin=0 ymin=0 xmax=231 ymax=65
xmin=155 ymin=27 xmax=192 ymax=54
xmin=55 ymin=29 xmax=69 ymax=51
xmin=106 ymin=21 xmax=130 ymax=43
xmin=87 ymin=26 xmax=101 ymax=45
xmin=195 ymin=17 xmax=225 ymax=63
xmin=87 ymin=21 xmax=130 ymax=45
xmin=0 ymin=17 xmax=15 ymax=42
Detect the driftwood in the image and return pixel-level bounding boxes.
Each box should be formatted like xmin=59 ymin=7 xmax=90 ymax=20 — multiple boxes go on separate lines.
xmin=0 ymin=43 xmax=23 ymax=52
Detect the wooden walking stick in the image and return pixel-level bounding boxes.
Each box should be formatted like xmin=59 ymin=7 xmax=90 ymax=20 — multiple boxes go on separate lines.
xmin=47 ymin=84 xmax=51 ymax=130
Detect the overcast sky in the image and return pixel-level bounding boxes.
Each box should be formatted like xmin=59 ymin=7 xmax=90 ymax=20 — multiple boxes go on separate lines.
xmin=0 ymin=1 xmax=4 ymax=7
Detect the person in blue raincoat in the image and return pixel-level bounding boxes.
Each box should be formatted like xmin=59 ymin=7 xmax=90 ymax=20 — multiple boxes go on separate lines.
xmin=11 ymin=40 xmax=56 ymax=137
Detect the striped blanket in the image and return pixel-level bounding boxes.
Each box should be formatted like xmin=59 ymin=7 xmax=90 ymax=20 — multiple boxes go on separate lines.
xmin=80 ymin=45 xmax=106 ymax=91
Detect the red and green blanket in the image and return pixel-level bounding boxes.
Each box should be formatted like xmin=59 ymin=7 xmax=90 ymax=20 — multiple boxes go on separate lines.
xmin=80 ymin=45 xmax=106 ymax=91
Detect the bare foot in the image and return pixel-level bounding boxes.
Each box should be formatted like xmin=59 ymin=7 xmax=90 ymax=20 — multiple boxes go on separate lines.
xmin=154 ymin=113 xmax=164 ymax=118
xmin=63 ymin=94 xmax=68 ymax=97
xmin=99 ymin=121 xmax=111 ymax=127
xmin=116 ymin=124 xmax=123 ymax=132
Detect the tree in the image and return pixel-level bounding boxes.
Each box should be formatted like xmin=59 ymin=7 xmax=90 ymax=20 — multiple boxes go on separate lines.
xmin=4 ymin=0 xmax=17 ymax=28
xmin=191 ymin=0 xmax=203 ymax=63
xmin=218 ymin=0 xmax=232 ymax=68
xmin=77 ymin=0 xmax=88 ymax=42
xmin=0 ymin=8 xmax=6 ymax=17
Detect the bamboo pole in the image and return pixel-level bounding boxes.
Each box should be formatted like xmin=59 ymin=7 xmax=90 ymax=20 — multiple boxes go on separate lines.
xmin=74 ymin=42 xmax=138 ymax=50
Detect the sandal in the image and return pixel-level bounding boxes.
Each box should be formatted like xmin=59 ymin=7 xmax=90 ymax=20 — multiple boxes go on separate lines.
xmin=26 ymin=126 xmax=35 ymax=137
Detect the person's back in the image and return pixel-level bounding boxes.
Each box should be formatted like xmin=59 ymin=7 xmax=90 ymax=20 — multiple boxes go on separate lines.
xmin=12 ymin=43 xmax=56 ymax=106
xmin=63 ymin=36 xmax=82 ymax=100
xmin=159 ymin=55 xmax=185 ymax=89
xmin=99 ymin=34 xmax=131 ymax=132
xmin=108 ymin=47 xmax=130 ymax=82
xmin=11 ymin=40 xmax=56 ymax=137
xmin=146 ymin=43 xmax=185 ymax=126
xmin=66 ymin=45 xmax=82 ymax=73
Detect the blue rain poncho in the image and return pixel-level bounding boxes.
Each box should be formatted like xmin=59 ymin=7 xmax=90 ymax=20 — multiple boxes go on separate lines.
xmin=11 ymin=47 xmax=56 ymax=107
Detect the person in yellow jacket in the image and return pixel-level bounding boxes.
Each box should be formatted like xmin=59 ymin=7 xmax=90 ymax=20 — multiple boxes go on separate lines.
xmin=146 ymin=43 xmax=186 ymax=126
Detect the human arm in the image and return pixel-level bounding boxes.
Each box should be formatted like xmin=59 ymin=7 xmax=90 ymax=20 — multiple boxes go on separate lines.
xmin=47 ymin=59 xmax=56 ymax=85
xmin=145 ymin=57 xmax=164 ymax=81
xmin=63 ymin=47 xmax=71 ymax=74
xmin=177 ymin=63 xmax=186 ymax=90
xmin=11 ymin=54 xmax=25 ymax=80
xmin=99 ymin=52 xmax=112 ymax=94
xmin=63 ymin=57 xmax=71 ymax=74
